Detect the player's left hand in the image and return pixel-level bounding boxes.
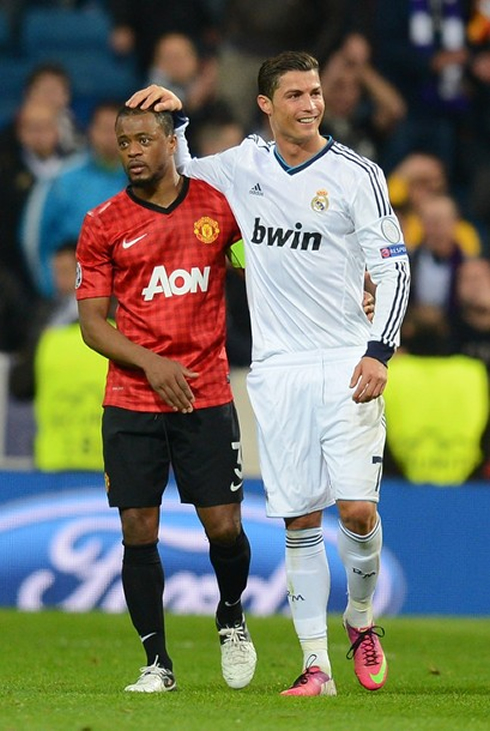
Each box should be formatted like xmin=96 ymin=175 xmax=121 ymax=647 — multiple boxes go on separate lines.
xmin=350 ymin=356 xmax=387 ymax=403
xmin=362 ymin=290 xmax=375 ymax=322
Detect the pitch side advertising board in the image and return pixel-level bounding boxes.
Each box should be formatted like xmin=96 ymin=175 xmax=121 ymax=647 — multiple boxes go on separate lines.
xmin=0 ymin=472 xmax=487 ymax=615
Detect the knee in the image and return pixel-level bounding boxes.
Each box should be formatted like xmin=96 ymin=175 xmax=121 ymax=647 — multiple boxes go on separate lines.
xmin=198 ymin=504 xmax=243 ymax=546
xmin=284 ymin=509 xmax=323 ymax=531
xmin=206 ymin=517 xmax=242 ymax=546
xmin=337 ymin=500 xmax=378 ymax=536
xmin=120 ymin=507 xmax=159 ymax=545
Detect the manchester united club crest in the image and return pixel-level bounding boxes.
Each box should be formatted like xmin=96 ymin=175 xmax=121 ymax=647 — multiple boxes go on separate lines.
xmin=194 ymin=216 xmax=220 ymax=243
xmin=311 ymin=189 xmax=329 ymax=212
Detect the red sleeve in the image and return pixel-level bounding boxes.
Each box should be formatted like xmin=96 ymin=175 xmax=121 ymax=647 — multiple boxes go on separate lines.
xmin=75 ymin=212 xmax=113 ymax=300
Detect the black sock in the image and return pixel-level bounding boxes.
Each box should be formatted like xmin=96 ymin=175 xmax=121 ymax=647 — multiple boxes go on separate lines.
xmin=122 ymin=542 xmax=172 ymax=670
xmin=209 ymin=528 xmax=251 ymax=626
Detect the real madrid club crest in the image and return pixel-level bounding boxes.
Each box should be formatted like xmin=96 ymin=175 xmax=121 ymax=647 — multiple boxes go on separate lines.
xmin=311 ymin=189 xmax=329 ymax=212
xmin=194 ymin=216 xmax=220 ymax=244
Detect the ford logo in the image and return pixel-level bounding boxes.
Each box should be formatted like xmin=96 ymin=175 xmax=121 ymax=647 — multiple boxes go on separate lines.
xmin=0 ymin=486 xmax=406 ymax=615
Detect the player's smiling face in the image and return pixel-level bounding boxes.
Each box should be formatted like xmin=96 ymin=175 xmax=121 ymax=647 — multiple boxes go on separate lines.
xmin=258 ymin=69 xmax=325 ymax=146
xmin=116 ymin=113 xmax=176 ymax=188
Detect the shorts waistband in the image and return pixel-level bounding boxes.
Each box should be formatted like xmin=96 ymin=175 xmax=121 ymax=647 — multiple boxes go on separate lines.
xmin=251 ymin=346 xmax=365 ymax=369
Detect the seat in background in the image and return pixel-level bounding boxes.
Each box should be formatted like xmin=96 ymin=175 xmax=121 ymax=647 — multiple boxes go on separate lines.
xmin=19 ymin=6 xmax=112 ymax=57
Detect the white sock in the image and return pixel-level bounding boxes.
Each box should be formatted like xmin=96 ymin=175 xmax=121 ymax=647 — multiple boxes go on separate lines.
xmin=285 ymin=527 xmax=331 ymax=674
xmin=337 ymin=518 xmax=382 ymax=629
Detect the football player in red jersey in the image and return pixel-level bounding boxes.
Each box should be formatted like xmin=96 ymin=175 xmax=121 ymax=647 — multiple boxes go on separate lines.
xmin=76 ymin=106 xmax=257 ymax=693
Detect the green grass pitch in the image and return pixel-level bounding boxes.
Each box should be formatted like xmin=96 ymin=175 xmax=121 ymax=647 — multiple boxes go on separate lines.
xmin=1 ymin=610 xmax=489 ymax=731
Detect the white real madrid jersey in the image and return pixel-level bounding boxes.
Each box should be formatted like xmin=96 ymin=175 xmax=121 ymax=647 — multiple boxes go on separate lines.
xmin=176 ymin=130 xmax=410 ymax=363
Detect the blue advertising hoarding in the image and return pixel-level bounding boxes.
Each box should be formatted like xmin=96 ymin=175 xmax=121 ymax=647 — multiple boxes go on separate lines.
xmin=0 ymin=471 xmax=488 ymax=616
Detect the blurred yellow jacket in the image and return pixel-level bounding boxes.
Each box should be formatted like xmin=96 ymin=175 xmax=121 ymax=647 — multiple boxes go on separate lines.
xmin=34 ymin=322 xmax=106 ymax=471
xmin=384 ymin=354 xmax=489 ymax=485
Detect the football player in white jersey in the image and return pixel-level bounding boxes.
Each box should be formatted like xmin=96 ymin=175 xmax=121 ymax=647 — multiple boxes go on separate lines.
xmin=127 ymin=50 xmax=410 ymax=697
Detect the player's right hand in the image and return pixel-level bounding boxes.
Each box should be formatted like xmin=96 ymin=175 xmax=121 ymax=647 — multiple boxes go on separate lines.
xmin=126 ymin=85 xmax=183 ymax=113
xmin=144 ymin=355 xmax=198 ymax=413
xmin=349 ymin=356 xmax=387 ymax=403
xmin=362 ymin=290 xmax=375 ymax=322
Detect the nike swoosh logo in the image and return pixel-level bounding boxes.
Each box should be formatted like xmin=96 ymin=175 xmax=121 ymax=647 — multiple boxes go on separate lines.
xmin=230 ymin=480 xmax=243 ymax=492
xmin=122 ymin=233 xmax=148 ymax=249
xmin=369 ymin=653 xmax=387 ymax=684
xmin=140 ymin=632 xmax=157 ymax=644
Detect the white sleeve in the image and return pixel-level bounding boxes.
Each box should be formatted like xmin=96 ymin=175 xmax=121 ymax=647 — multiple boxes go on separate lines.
xmin=351 ymin=165 xmax=411 ymax=353
xmin=367 ymin=248 xmax=411 ymax=350
xmin=174 ymin=126 xmax=238 ymax=195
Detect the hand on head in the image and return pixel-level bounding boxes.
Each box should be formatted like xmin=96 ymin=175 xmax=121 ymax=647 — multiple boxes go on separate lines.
xmin=126 ymin=85 xmax=183 ymax=113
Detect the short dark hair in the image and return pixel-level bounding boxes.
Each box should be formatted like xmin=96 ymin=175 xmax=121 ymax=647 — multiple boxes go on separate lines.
xmin=116 ymin=106 xmax=175 ymax=136
xmin=25 ymin=62 xmax=71 ymax=92
xmin=258 ymin=51 xmax=319 ymax=99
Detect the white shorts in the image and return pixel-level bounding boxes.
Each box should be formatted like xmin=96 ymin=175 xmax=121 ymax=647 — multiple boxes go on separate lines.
xmin=246 ymin=348 xmax=386 ymax=518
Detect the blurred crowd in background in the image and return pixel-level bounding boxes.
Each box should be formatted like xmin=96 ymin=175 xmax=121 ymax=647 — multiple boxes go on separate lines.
xmin=1 ymin=0 xmax=490 ymax=484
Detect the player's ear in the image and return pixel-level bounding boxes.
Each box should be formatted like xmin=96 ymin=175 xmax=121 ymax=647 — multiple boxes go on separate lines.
xmin=257 ymin=94 xmax=272 ymax=116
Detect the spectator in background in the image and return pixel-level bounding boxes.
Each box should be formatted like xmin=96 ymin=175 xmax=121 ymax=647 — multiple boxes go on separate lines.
xmin=399 ymin=303 xmax=452 ymax=356
xmin=451 ymin=257 xmax=490 ymax=369
xmin=20 ymin=100 xmax=127 ymax=299
xmin=0 ymin=62 xmax=83 ymax=156
xmin=21 ymin=62 xmax=84 ymax=155
xmin=450 ymin=256 xmax=490 ymax=477
xmin=388 ymin=152 xmax=483 ymax=255
xmin=320 ymin=33 xmax=406 ymax=162
xmin=464 ymin=4 xmax=490 ymax=242
xmin=0 ymin=98 xmax=65 ymax=299
xmin=147 ymin=32 xmax=217 ymax=115
xmin=373 ymin=0 xmax=471 ymax=180
xmin=107 ymin=0 xmax=218 ymax=77
xmin=409 ymin=193 xmax=468 ymax=319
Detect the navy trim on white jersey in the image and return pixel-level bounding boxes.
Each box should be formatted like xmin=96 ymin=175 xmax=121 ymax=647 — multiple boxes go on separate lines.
xmin=364 ymin=341 xmax=395 ymax=365
xmin=330 ymin=142 xmax=391 ymax=218
xmin=380 ymin=260 xmax=411 ymax=346
xmin=274 ymin=136 xmax=333 ymax=174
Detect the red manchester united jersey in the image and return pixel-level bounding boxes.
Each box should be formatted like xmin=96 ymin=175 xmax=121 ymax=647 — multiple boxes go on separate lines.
xmin=76 ymin=177 xmax=241 ymax=412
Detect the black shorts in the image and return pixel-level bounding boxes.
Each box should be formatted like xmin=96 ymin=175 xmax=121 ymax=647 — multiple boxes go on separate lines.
xmin=102 ymin=403 xmax=243 ymax=509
